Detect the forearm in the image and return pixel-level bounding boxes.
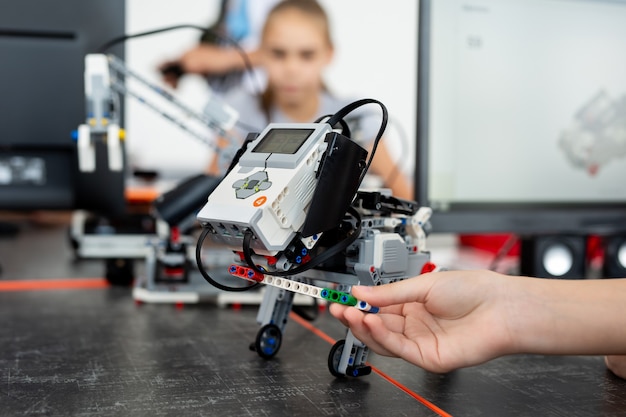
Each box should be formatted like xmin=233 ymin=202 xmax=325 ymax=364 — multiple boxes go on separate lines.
xmin=212 ymin=48 xmax=261 ymax=72
xmin=368 ymin=143 xmax=413 ymax=200
xmin=509 ymin=277 xmax=626 ymax=355
xmin=205 ymin=135 xmax=230 ymax=175
xmin=180 ymin=46 xmax=261 ymax=74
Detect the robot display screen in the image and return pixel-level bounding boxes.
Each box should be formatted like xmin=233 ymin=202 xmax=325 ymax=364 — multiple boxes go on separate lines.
xmin=416 ymin=0 xmax=626 ymax=233
xmin=252 ymin=128 xmax=315 ymax=155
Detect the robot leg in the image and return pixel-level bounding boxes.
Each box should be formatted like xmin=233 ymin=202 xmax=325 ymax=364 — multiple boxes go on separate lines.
xmin=328 ymin=329 xmax=371 ymax=377
xmin=250 ymin=284 xmax=295 ymax=359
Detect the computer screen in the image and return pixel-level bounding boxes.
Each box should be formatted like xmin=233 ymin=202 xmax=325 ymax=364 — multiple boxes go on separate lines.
xmin=416 ymin=0 xmax=626 ymax=234
xmin=0 ymin=0 xmax=125 ymax=214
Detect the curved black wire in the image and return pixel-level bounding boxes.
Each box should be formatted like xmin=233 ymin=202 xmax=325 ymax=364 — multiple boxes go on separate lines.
xmin=326 ymin=99 xmax=388 ymax=187
xmin=314 ymin=114 xmax=351 ymax=138
xmin=96 ymin=24 xmax=262 ymax=94
xmin=195 ymin=227 xmax=260 ymax=292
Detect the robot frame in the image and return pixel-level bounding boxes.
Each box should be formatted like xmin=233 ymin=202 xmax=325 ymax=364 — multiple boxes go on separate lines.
xmin=72 ymin=52 xmax=240 ymax=291
xmin=195 ymin=99 xmax=437 ymax=377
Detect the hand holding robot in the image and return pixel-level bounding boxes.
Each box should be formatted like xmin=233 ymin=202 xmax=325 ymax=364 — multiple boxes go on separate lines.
xmin=195 ymin=99 xmax=438 ymax=377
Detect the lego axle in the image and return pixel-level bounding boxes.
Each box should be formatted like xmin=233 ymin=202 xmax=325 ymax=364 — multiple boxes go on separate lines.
xmin=227 ymin=263 xmax=380 ymax=313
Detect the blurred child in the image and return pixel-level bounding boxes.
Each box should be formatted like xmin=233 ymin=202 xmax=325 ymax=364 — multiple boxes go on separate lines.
xmin=210 ymin=0 xmax=413 ymax=199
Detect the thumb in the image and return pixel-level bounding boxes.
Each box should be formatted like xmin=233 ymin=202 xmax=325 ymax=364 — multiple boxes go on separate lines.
xmin=351 ymin=273 xmax=436 ymax=307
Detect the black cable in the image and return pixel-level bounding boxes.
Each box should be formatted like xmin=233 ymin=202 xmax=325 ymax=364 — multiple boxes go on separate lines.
xmin=314 ymin=114 xmax=331 ymax=123
xmin=195 ymin=227 xmax=260 ymax=292
xmin=341 ymin=109 xmax=407 ymax=191
xmin=314 ymin=114 xmax=351 ymax=138
xmin=327 ymin=99 xmax=388 ymax=188
xmin=241 ymin=206 xmax=362 ymax=277
xmin=96 ymin=24 xmax=262 ymax=94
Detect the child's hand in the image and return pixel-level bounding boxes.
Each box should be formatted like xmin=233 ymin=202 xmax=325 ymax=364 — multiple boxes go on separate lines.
xmin=330 ymin=270 xmax=519 ymax=373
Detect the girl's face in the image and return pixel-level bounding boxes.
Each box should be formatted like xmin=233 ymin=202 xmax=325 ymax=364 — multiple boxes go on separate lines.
xmin=261 ymin=9 xmax=333 ymax=106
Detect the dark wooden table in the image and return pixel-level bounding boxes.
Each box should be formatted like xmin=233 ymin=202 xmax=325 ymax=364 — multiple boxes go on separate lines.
xmin=2 ymin=219 xmax=625 ymax=416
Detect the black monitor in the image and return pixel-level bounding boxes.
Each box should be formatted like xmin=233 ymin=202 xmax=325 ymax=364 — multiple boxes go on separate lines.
xmin=0 ymin=0 xmax=126 ymax=215
xmin=416 ymin=0 xmax=626 ymax=236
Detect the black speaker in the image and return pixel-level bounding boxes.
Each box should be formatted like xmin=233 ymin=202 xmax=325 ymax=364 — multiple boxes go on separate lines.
xmin=520 ymin=235 xmax=588 ymax=279
xmin=603 ymin=235 xmax=626 ymax=278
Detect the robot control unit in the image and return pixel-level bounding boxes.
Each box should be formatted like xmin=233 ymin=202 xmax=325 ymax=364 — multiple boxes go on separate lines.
xmin=195 ymin=99 xmax=437 ymax=377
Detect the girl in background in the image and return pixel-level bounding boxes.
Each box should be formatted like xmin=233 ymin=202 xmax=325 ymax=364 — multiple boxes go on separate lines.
xmin=210 ymin=0 xmax=413 ymax=200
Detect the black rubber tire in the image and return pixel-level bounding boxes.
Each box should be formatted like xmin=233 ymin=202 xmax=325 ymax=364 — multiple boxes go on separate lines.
xmin=254 ymin=324 xmax=282 ymax=359
xmin=328 ymin=339 xmax=346 ymax=377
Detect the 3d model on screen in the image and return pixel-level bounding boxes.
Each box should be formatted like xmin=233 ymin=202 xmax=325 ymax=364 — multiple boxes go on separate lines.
xmin=195 ymin=99 xmax=437 ymax=377
xmin=559 ymin=90 xmax=626 ymax=176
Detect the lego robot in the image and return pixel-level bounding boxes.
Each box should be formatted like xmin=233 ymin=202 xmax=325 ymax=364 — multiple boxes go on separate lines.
xmin=71 ymin=53 xmax=239 ymax=289
xmin=195 ymin=100 xmax=437 ymax=377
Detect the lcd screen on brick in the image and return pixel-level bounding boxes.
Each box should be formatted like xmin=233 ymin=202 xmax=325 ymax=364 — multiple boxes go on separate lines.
xmin=252 ymin=128 xmax=315 ymax=154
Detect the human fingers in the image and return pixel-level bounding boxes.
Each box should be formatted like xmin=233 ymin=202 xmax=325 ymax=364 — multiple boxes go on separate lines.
xmin=162 ymin=75 xmax=179 ymax=89
xmin=338 ymin=304 xmax=451 ymax=372
xmin=341 ymin=307 xmax=443 ymax=372
xmin=351 ymin=272 xmax=440 ymax=307
xmin=362 ymin=308 xmax=460 ymax=373
xmin=606 ymin=355 xmax=626 ymax=379
xmin=341 ymin=307 xmax=398 ymax=358
xmin=330 ymin=305 xmax=403 ymax=358
xmin=159 ymin=62 xmax=183 ymax=89
xmin=329 ymin=295 xmax=407 ymax=329
xmin=329 ymin=303 xmax=349 ymax=326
